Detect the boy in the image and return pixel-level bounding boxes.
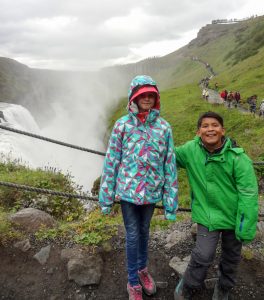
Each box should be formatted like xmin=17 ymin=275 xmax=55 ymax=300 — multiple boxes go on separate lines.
xmin=174 ymin=111 xmax=258 ymax=300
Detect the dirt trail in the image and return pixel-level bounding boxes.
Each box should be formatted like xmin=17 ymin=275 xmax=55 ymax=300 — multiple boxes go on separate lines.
xmin=1 ymin=220 xmax=264 ymax=300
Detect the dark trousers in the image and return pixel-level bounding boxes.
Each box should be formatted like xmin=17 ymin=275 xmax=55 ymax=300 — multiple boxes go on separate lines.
xmin=184 ymin=224 xmax=242 ymax=289
xmin=121 ymin=201 xmax=155 ymax=286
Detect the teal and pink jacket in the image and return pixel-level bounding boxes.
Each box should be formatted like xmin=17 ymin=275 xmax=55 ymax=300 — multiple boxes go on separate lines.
xmin=99 ymin=91 xmax=178 ymax=218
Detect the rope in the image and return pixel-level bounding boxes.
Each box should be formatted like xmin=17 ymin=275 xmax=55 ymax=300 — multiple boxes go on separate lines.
xmin=0 ymin=124 xmax=106 ymax=157
xmin=0 ymin=124 xmax=263 ymax=213
xmin=0 ymin=180 xmax=191 ymax=212
xmin=1 ymin=180 xmax=263 ymax=216
xmin=0 ymin=124 xmax=264 ymax=165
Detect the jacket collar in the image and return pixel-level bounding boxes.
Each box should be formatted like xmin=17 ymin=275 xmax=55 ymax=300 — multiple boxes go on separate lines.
xmin=196 ymin=136 xmax=232 ymax=155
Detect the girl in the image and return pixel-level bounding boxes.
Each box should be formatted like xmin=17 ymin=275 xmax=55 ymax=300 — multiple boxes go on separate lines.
xmin=99 ymin=75 xmax=178 ymax=300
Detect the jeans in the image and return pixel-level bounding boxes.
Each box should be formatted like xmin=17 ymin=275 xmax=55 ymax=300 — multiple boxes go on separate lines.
xmin=184 ymin=224 xmax=242 ymax=289
xmin=121 ymin=200 xmax=155 ymax=286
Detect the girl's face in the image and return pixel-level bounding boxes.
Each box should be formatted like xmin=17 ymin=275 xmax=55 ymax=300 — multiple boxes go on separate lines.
xmin=136 ymin=92 xmax=156 ymax=112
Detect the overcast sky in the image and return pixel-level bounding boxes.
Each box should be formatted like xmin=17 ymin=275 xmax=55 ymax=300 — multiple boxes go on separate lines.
xmin=0 ymin=0 xmax=263 ymax=71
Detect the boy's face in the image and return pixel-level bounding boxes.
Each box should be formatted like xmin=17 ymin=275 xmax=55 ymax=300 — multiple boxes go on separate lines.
xmin=197 ymin=117 xmax=225 ymax=150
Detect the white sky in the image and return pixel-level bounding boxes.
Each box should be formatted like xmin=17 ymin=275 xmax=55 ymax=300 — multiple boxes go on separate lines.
xmin=0 ymin=0 xmax=263 ymax=71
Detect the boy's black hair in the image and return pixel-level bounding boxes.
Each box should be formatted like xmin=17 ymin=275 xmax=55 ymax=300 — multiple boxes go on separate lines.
xmin=197 ymin=111 xmax=224 ymax=128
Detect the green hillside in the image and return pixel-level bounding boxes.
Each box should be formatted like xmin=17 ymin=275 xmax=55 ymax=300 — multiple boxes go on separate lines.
xmin=107 ymin=15 xmax=264 ymax=201
xmin=108 ymin=83 xmax=264 ymax=205
xmin=107 ymin=15 xmax=264 ymax=152
xmin=106 ymin=15 xmax=264 ymax=99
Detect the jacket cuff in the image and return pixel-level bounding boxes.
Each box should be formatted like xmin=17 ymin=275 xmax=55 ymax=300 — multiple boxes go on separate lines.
xmin=165 ymin=211 xmax=176 ymax=221
xmin=101 ymin=206 xmax=112 ymax=215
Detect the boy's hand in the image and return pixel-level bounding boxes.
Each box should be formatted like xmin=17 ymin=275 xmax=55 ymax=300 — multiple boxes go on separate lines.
xmin=165 ymin=211 xmax=176 ymax=221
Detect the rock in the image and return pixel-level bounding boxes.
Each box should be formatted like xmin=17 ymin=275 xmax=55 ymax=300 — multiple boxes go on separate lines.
xmin=100 ymin=240 xmax=112 ymax=252
xmin=183 ymin=255 xmax=191 ymax=262
xmin=256 ymin=221 xmax=264 ymax=240
xmin=13 ymin=239 xmax=31 ymax=252
xmin=169 ymin=256 xmax=190 ymax=277
xmin=204 ymin=278 xmax=218 ymax=289
xmin=47 ymin=268 xmax=54 ymax=274
xmin=9 ymin=208 xmax=57 ymax=233
xmin=67 ymin=254 xmax=103 ymax=286
xmin=165 ymin=230 xmax=185 ymax=249
xmin=33 ymin=245 xmax=51 ymax=265
xmin=74 ymin=294 xmax=86 ymax=300
xmin=61 ymin=247 xmax=85 ymax=262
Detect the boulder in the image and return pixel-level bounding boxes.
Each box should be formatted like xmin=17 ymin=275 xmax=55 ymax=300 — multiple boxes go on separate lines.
xmin=67 ymin=254 xmax=103 ymax=286
xmin=9 ymin=208 xmax=56 ymax=233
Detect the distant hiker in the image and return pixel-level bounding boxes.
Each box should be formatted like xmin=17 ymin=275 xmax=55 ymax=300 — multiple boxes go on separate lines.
xmin=249 ymin=95 xmax=257 ymax=115
xmin=220 ymin=90 xmax=228 ymax=102
xmin=205 ymin=89 xmax=209 ymax=101
xmin=202 ymin=88 xmax=207 ymax=99
xmin=99 ymin=75 xmax=178 ymax=300
xmin=259 ymin=100 xmax=264 ymax=118
xmin=214 ymin=82 xmax=218 ymax=91
xmin=173 ymin=111 xmax=258 ymax=300
xmin=234 ymin=91 xmax=241 ymax=107
xmin=226 ymin=91 xmax=234 ymax=108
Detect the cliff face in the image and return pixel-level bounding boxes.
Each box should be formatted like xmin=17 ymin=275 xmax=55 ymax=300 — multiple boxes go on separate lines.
xmin=0 ymin=57 xmax=49 ymax=124
xmin=0 ymin=57 xmax=32 ymax=103
xmin=188 ymin=22 xmax=246 ymax=47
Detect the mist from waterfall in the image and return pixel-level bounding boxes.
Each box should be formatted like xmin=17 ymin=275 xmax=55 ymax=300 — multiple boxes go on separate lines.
xmin=0 ymin=70 xmax=128 ymax=192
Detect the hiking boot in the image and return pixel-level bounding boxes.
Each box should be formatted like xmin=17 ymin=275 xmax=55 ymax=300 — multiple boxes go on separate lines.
xmin=138 ymin=267 xmax=156 ymax=295
xmin=127 ymin=283 xmax=143 ymax=300
xmin=174 ymin=278 xmax=193 ymax=300
xmin=212 ymin=281 xmax=229 ymax=300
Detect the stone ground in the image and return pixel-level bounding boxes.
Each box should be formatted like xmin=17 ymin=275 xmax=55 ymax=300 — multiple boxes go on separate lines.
xmin=1 ymin=218 xmax=264 ymax=300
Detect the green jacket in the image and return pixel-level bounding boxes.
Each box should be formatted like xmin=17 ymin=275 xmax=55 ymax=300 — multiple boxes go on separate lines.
xmin=175 ymin=136 xmax=259 ymax=242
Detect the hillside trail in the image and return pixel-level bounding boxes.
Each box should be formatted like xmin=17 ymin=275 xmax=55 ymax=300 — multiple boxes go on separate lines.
xmin=206 ymin=88 xmax=250 ymax=114
xmin=1 ymin=217 xmax=264 ymax=300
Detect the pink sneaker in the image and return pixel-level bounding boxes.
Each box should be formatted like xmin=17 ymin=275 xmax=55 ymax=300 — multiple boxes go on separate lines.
xmin=138 ymin=267 xmax=157 ymax=295
xmin=127 ymin=283 xmax=143 ymax=300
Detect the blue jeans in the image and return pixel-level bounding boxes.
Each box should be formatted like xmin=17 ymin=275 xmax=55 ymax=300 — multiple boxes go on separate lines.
xmin=121 ymin=200 xmax=155 ymax=286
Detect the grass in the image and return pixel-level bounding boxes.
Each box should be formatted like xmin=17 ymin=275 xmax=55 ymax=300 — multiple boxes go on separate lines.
xmin=0 ymin=156 xmax=84 ymax=220
xmin=107 ymin=83 xmax=264 ymax=209
xmin=0 ymin=207 xmax=24 ymax=245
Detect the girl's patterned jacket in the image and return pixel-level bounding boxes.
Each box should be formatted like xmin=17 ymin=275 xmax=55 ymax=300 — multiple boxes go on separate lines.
xmin=99 ymin=77 xmax=178 ymax=219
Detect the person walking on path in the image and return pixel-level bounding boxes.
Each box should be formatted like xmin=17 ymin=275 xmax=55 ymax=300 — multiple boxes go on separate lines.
xmin=205 ymin=89 xmax=209 ymax=101
xmin=173 ymin=111 xmax=258 ymax=300
xmin=202 ymin=88 xmax=207 ymax=99
xmin=220 ymin=90 xmax=227 ymax=103
xmin=234 ymin=91 xmax=241 ymax=108
xmin=226 ymin=91 xmax=234 ymax=108
xmin=248 ymin=95 xmax=257 ymax=115
xmin=99 ymin=75 xmax=178 ymax=300
xmin=259 ymin=100 xmax=264 ymax=118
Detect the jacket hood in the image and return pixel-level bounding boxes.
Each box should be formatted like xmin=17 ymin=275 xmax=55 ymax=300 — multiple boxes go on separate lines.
xmin=127 ymin=75 xmax=160 ymax=113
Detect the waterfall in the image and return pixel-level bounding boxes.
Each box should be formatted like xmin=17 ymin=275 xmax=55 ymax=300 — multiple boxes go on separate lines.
xmin=0 ymin=102 xmax=104 ymax=192
xmin=0 ymin=102 xmax=43 ymax=166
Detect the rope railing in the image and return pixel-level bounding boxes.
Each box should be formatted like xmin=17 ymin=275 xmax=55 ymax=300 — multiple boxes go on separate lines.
xmin=0 ymin=180 xmax=191 ymax=212
xmin=0 ymin=180 xmax=263 ymax=216
xmin=0 ymin=124 xmax=106 ymax=157
xmin=0 ymin=124 xmax=263 ymax=165
xmin=0 ymin=123 xmax=263 ymax=214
